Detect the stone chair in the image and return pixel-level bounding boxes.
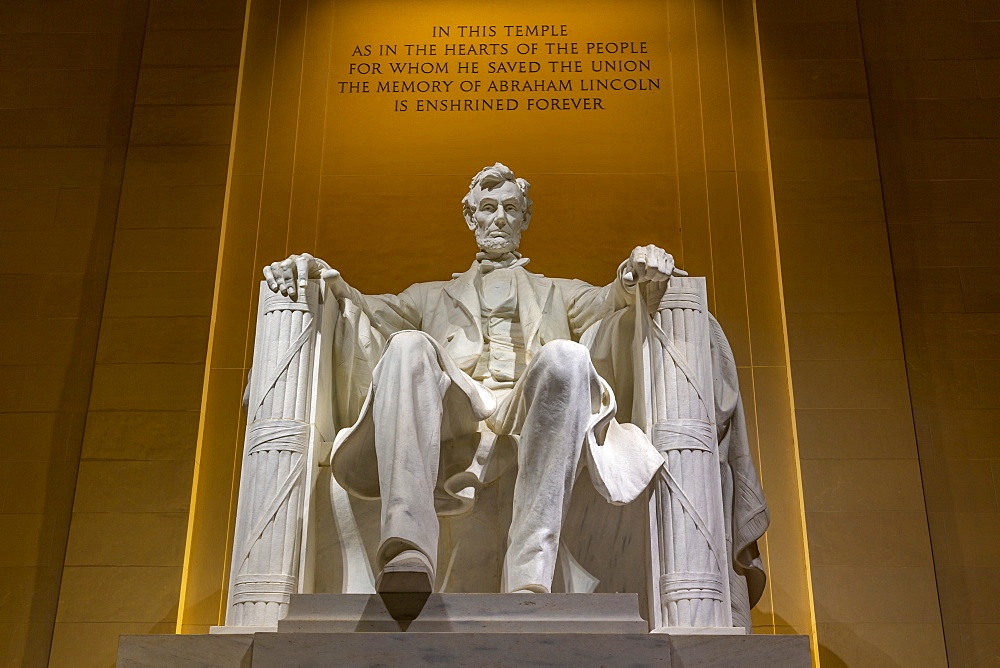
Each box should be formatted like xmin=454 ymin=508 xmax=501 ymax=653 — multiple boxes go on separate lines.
xmin=220 ymin=276 xmax=767 ymax=635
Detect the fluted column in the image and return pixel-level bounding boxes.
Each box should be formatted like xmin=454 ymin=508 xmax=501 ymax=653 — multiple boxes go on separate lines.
xmin=225 ymin=282 xmax=321 ymax=627
xmin=645 ymin=277 xmax=733 ymax=631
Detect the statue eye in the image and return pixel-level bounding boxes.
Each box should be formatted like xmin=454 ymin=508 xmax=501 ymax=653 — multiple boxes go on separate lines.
xmin=504 ymin=204 xmax=517 ymax=212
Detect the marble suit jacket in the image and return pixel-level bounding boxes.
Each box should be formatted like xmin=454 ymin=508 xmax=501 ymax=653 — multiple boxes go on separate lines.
xmin=327 ymin=261 xmax=663 ymax=510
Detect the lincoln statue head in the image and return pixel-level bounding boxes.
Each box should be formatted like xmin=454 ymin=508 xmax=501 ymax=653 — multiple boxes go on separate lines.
xmin=462 ymin=162 xmax=533 ymax=258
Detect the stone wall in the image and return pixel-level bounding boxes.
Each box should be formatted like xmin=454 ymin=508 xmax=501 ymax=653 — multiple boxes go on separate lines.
xmin=0 ymin=1 xmax=245 ymax=665
xmin=858 ymin=1 xmax=1000 ymax=664
xmin=1 ymin=1 xmax=996 ymax=666
xmin=0 ymin=2 xmax=149 ymax=663
xmin=756 ymin=0 xmax=947 ymax=663
xmin=47 ymin=1 xmax=246 ymax=664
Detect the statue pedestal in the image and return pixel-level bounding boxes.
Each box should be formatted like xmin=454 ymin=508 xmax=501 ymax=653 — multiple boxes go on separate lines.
xmin=117 ymin=594 xmax=810 ymax=667
xmin=275 ymin=593 xmax=648 ymax=633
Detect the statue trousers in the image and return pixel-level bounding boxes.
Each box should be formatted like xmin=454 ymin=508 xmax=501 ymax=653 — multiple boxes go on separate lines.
xmin=372 ymin=330 xmax=602 ymax=593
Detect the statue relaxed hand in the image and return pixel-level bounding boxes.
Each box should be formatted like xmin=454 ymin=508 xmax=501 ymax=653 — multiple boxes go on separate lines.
xmin=622 ymin=244 xmax=688 ymax=284
xmin=263 ymin=253 xmax=331 ymax=298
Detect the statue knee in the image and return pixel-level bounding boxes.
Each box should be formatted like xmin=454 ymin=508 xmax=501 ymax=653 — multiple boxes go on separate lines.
xmin=534 ymin=339 xmax=592 ymax=383
xmin=383 ymin=330 xmax=437 ymax=367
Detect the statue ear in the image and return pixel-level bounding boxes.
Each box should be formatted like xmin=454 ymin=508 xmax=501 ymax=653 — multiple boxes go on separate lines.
xmin=462 ymin=193 xmax=477 ymax=231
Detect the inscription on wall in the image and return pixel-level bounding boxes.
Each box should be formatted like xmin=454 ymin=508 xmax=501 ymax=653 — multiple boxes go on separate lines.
xmin=337 ymin=24 xmax=662 ymax=112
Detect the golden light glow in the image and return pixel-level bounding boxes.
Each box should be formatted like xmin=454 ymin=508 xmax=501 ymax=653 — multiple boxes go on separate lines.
xmin=178 ymin=0 xmax=816 ymax=652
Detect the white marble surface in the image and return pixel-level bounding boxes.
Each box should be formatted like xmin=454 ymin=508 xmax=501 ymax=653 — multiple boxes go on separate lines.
xmin=120 ymin=592 xmax=808 ymax=666
xmin=119 ymin=630 xmax=811 ymax=667
xmin=252 ymin=632 xmax=809 ymax=667
xmin=225 ymin=282 xmax=327 ymax=627
xmin=277 ymin=593 xmax=649 ymax=634
xmin=117 ymin=634 xmax=253 ymax=667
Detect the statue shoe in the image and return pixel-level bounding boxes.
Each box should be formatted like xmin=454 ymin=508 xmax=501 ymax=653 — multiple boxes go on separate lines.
xmin=509 ymin=584 xmax=549 ymax=594
xmin=376 ymin=549 xmax=434 ymax=594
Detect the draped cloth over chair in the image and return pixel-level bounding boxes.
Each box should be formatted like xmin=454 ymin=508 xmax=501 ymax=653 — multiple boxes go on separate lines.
xmin=583 ymin=276 xmax=768 ymax=632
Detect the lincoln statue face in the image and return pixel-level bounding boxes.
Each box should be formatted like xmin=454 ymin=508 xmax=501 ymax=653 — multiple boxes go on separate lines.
xmin=462 ymin=163 xmax=533 ymax=258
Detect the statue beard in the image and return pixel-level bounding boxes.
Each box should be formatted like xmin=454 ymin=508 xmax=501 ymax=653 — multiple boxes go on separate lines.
xmin=476 ymin=228 xmax=521 ymax=258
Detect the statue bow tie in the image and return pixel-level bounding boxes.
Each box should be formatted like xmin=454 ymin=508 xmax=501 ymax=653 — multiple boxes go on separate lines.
xmin=477 ymin=252 xmax=530 ymax=274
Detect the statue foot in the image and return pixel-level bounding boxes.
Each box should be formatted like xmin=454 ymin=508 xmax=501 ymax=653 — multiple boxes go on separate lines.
xmin=509 ymin=584 xmax=549 ymax=594
xmin=376 ymin=549 xmax=434 ymax=594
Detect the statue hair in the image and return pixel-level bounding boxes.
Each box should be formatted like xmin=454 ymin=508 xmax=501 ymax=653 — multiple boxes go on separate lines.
xmin=462 ymin=162 xmax=533 ymax=228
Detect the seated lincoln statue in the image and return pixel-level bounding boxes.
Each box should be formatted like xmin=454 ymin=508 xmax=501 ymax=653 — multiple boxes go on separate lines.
xmin=243 ymin=162 xmax=768 ymax=630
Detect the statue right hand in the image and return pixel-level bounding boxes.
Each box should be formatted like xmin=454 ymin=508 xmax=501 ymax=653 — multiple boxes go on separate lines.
xmin=263 ymin=253 xmax=329 ymax=298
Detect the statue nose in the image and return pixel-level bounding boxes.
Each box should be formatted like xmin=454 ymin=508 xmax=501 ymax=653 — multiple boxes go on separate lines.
xmin=493 ymin=211 xmax=508 ymax=227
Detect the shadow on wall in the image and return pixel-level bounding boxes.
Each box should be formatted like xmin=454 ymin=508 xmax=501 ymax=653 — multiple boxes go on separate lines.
xmin=27 ymin=2 xmax=152 ymax=666
xmin=808 ymin=608 xmax=898 ymax=667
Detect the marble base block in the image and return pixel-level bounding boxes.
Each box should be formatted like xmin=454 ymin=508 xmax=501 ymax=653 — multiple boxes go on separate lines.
xmin=117 ymin=633 xmax=253 ymax=667
xmin=210 ymin=625 xmax=276 ymax=635
xmin=118 ymin=594 xmax=810 ymax=667
xmin=652 ymin=625 xmax=748 ymax=635
xmin=254 ymin=632 xmax=809 ymax=667
xmin=119 ymin=632 xmax=809 ymax=667
xmin=277 ymin=593 xmax=648 ymax=633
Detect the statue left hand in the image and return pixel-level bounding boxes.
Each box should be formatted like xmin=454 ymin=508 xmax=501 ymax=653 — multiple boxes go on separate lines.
xmin=623 ymin=245 xmax=687 ymax=284
xmin=263 ymin=252 xmax=329 ymax=299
